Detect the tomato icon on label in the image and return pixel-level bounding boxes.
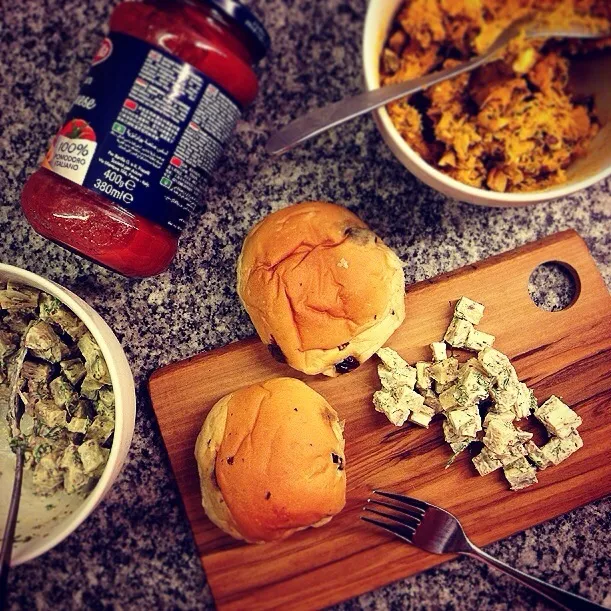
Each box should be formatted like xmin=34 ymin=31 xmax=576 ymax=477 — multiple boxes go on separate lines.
xmin=92 ymin=37 xmax=113 ymax=65
xmin=59 ymin=119 xmax=97 ymax=142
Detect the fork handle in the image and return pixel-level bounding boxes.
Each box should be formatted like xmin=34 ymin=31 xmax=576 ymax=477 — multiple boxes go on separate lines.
xmin=463 ymin=546 xmax=606 ymax=610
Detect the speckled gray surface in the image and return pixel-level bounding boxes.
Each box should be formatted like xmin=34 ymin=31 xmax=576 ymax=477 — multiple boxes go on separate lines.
xmin=1 ymin=0 xmax=610 ymax=609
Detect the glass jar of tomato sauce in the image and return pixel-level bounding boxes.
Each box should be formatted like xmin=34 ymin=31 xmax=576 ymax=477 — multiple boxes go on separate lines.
xmin=21 ymin=0 xmax=269 ymax=277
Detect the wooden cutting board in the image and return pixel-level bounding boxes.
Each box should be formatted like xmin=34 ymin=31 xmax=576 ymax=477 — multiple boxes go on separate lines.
xmin=149 ymin=230 xmax=611 ymax=611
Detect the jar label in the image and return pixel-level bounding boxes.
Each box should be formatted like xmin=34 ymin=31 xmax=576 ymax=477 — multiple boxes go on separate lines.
xmin=42 ymin=33 xmax=242 ymax=232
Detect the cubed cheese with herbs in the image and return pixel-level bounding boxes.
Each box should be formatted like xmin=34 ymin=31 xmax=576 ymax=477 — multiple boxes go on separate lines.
xmin=376 ymin=348 xmax=417 ymax=390
xmin=444 ymin=317 xmax=473 ymax=348
xmin=472 ymin=447 xmax=503 ymax=476
xmin=378 ymin=363 xmax=417 ymax=392
xmin=376 ymin=347 xmax=409 ymax=371
xmin=490 ymin=379 xmax=519 ymax=411
xmin=496 ymin=442 xmax=529 ymax=467
xmin=483 ymin=409 xmax=515 ymax=428
xmin=525 ymin=440 xmax=553 ymax=470
xmin=464 ymin=328 xmax=495 ymax=351
xmin=534 ymin=395 xmax=582 ymax=438
xmin=483 ymin=418 xmax=532 ymax=456
xmin=540 ymin=431 xmax=583 ymax=466
xmin=457 ymin=368 xmax=490 ymax=403
xmin=373 ymin=389 xmax=410 ymax=426
xmin=430 ymin=342 xmax=447 ymax=362
xmin=454 ymin=297 xmax=485 ymax=325
xmin=415 ymin=362 xmax=432 ymax=390
xmin=429 ymin=358 xmax=459 ymax=385
xmin=503 ymin=457 xmax=538 ymax=491
xmin=447 ymin=407 xmax=481 ymax=438
xmin=409 ymin=403 xmax=436 ymax=428
xmin=439 ymin=385 xmax=459 ymax=411
xmin=478 ymin=347 xmax=514 ymax=388
xmin=514 ymin=383 xmax=535 ymax=419
xmin=421 ymin=389 xmax=442 ymax=413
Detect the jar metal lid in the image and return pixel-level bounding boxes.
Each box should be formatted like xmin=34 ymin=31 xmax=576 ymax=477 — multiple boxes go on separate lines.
xmin=196 ymin=0 xmax=271 ymax=62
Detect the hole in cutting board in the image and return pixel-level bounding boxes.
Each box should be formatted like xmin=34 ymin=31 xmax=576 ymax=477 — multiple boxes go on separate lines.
xmin=528 ymin=262 xmax=579 ymax=311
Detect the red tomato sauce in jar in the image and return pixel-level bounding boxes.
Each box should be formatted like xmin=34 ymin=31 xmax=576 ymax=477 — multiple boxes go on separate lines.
xmin=21 ymin=0 xmax=269 ymax=277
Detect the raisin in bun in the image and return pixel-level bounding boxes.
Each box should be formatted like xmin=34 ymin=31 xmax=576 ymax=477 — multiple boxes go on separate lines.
xmin=194 ymin=377 xmax=346 ymax=543
xmin=237 ymin=202 xmax=406 ymax=376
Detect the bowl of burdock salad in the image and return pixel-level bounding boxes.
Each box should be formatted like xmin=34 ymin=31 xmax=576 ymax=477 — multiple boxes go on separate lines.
xmin=0 ymin=263 xmax=135 ymax=565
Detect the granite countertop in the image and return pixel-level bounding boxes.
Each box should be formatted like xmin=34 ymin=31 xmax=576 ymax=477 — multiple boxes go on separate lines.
xmin=1 ymin=0 xmax=610 ymax=609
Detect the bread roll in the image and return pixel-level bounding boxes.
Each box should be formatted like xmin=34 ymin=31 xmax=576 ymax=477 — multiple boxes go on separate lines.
xmin=194 ymin=377 xmax=346 ymax=543
xmin=237 ymin=201 xmax=405 ymax=376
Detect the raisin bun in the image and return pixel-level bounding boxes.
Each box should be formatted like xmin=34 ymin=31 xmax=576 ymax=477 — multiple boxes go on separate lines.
xmin=194 ymin=377 xmax=346 ymax=543
xmin=237 ymin=202 xmax=406 ymax=376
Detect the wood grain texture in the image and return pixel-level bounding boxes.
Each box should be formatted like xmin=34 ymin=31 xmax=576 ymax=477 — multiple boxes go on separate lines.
xmin=149 ymin=230 xmax=611 ymax=611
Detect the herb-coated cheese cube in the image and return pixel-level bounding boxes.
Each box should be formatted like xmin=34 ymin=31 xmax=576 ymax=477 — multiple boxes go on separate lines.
xmin=465 ymin=328 xmax=495 ymax=351
xmin=439 ymin=385 xmax=459 ymax=411
xmin=540 ymin=431 xmax=583 ymax=466
xmin=514 ymin=383 xmax=534 ymax=419
xmin=503 ymin=457 xmax=538 ymax=491
xmin=483 ymin=418 xmax=531 ymax=456
xmin=534 ymin=395 xmax=582 ymax=438
xmin=415 ymin=362 xmax=432 ymax=390
xmin=421 ymin=389 xmax=442 ymax=413
xmin=429 ymin=358 xmax=459 ymax=385
xmin=430 ymin=342 xmax=447 ymax=362
xmin=376 ymin=347 xmax=409 ymax=371
xmin=409 ymin=404 xmax=435 ymax=428
xmin=478 ymin=347 xmax=515 ymax=387
xmin=444 ymin=317 xmax=473 ymax=348
xmin=373 ymin=389 xmax=410 ymax=426
xmin=458 ymin=368 xmax=490 ymax=402
xmin=454 ymin=297 xmax=485 ymax=325
xmin=497 ymin=443 xmax=529 ymax=466
xmin=447 ymin=407 xmax=481 ymax=438
xmin=525 ymin=440 xmax=553 ymax=470
xmin=472 ymin=448 xmax=503 ymax=476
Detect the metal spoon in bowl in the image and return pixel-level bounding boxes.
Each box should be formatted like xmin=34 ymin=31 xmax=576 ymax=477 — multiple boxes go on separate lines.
xmin=266 ymin=17 xmax=609 ymax=156
xmin=0 ymin=328 xmax=32 ymax=607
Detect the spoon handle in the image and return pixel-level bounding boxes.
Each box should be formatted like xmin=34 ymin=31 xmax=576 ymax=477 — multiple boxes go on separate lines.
xmin=265 ymin=52 xmax=490 ymax=155
xmin=0 ymin=448 xmax=25 ymax=610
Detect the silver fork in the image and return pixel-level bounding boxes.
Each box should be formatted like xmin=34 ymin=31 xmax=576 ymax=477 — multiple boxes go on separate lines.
xmin=266 ymin=17 xmax=609 ymax=155
xmin=362 ymin=491 xmax=606 ymax=611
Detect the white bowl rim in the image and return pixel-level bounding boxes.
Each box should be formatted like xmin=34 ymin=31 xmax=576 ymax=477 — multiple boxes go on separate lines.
xmin=0 ymin=263 xmax=136 ymax=565
xmin=362 ymin=1 xmax=611 ymax=205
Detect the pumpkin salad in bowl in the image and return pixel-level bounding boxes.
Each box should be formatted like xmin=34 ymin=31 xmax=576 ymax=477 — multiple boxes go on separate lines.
xmin=378 ymin=0 xmax=611 ymax=194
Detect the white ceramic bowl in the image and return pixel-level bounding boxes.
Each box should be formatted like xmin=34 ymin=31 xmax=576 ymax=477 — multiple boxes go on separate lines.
xmin=0 ymin=264 xmax=136 ymax=566
xmin=362 ymin=0 xmax=611 ymax=206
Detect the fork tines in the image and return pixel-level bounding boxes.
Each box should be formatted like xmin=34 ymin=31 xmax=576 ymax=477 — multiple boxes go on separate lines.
xmin=361 ymin=490 xmax=428 ymax=543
